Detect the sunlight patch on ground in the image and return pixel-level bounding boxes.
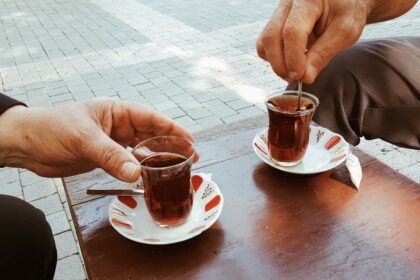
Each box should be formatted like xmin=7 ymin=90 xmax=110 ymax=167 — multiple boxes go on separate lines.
xmin=162 ymin=46 xmax=194 ymax=58
xmin=198 ymin=57 xmax=229 ymax=72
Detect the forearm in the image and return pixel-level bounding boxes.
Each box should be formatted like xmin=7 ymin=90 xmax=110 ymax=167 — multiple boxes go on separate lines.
xmin=367 ymin=0 xmax=418 ymax=23
xmin=0 ymin=106 xmax=30 ymax=167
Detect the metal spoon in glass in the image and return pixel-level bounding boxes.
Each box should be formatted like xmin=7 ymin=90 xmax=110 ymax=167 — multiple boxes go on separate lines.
xmin=297 ymin=80 xmax=303 ymax=111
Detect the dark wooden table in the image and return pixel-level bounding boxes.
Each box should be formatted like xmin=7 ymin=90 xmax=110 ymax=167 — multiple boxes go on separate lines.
xmin=63 ymin=116 xmax=420 ymax=280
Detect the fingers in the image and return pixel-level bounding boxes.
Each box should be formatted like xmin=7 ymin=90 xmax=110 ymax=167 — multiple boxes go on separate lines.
xmin=304 ymin=18 xmax=363 ymax=83
xmin=257 ymin=0 xmax=321 ymax=82
xmin=127 ymin=103 xmax=195 ymax=142
xmin=257 ymin=2 xmax=292 ymax=79
xmin=25 ymin=162 xmax=96 ymax=178
xmin=83 ymin=131 xmax=141 ymax=183
xmin=282 ymin=1 xmax=318 ymax=81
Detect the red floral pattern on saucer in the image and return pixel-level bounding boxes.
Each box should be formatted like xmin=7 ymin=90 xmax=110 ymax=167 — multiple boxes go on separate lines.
xmin=108 ymin=173 xmax=223 ymax=245
xmin=253 ymin=125 xmax=350 ymax=174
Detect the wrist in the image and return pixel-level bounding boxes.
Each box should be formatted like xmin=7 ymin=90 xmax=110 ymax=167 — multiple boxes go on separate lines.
xmin=0 ymin=105 xmax=31 ymax=167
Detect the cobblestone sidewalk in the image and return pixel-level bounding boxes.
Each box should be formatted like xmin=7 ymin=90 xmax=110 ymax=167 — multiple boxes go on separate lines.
xmin=0 ymin=0 xmax=419 ymax=279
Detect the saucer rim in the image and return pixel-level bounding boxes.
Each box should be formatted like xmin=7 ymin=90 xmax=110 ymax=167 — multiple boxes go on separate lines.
xmin=253 ymin=126 xmax=350 ymax=175
xmin=108 ymin=173 xmax=224 ymax=245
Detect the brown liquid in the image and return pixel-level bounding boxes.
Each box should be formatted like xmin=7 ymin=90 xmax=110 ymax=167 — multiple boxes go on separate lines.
xmin=142 ymin=153 xmax=193 ymax=226
xmin=267 ymin=95 xmax=315 ymax=163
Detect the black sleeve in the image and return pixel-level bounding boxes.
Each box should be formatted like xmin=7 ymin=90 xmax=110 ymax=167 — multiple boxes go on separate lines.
xmin=0 ymin=93 xmax=27 ymax=116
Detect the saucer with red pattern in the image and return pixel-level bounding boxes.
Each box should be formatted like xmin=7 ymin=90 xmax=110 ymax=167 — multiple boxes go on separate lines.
xmin=108 ymin=173 xmax=223 ymax=245
xmin=253 ymin=125 xmax=350 ymax=175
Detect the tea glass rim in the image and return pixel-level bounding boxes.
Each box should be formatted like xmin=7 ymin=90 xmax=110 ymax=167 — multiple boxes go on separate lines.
xmin=265 ymin=90 xmax=319 ymax=116
xmin=133 ymin=135 xmax=195 ymax=170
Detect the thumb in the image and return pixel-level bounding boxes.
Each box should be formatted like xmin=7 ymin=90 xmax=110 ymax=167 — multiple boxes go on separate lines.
xmin=304 ymin=20 xmax=361 ymax=84
xmin=85 ymin=132 xmax=141 ymax=183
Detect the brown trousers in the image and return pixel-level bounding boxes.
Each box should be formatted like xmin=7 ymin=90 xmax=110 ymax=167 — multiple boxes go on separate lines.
xmin=288 ymin=37 xmax=420 ymax=149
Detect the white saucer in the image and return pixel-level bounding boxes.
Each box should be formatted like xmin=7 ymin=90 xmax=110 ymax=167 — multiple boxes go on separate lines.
xmin=108 ymin=173 xmax=223 ymax=245
xmin=253 ymin=126 xmax=350 ymax=174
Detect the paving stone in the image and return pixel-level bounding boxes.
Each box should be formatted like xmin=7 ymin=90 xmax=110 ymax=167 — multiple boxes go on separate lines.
xmin=82 ymin=72 xmax=101 ymax=81
xmin=142 ymin=71 xmax=162 ymax=79
xmin=153 ymin=100 xmax=178 ymax=111
xmin=126 ymin=74 xmax=148 ymax=85
xmin=178 ymin=100 xmax=203 ymax=111
xmin=222 ymin=113 xmax=247 ymax=124
xmin=193 ymin=92 xmax=217 ymax=102
xmin=54 ymin=231 xmax=79 ymax=260
xmin=124 ymin=95 xmax=148 ymax=104
xmin=55 ymin=255 xmax=86 ymax=280
xmin=358 ymin=138 xmax=397 ymax=158
xmin=140 ymin=88 xmax=163 ymax=98
xmin=170 ymin=93 xmax=195 ymax=104
xmin=23 ymin=179 xmax=56 ymax=202
xmin=0 ymin=167 xmax=19 ymax=184
xmin=93 ymin=88 xmax=117 ymax=97
xmin=186 ymin=124 xmax=204 ymax=134
xmin=118 ymin=88 xmax=141 ymax=99
xmin=237 ymin=106 xmax=264 ymax=117
xmin=227 ymin=99 xmax=252 ymax=110
xmin=108 ymin=78 xmax=130 ymax=87
xmin=202 ymin=99 xmax=237 ymax=118
xmin=163 ymin=70 xmax=183 ymax=78
xmin=63 ymin=202 xmax=72 ymax=221
xmin=148 ymin=93 xmax=170 ymax=103
xmin=196 ymin=115 xmax=223 ymax=129
xmin=54 ymin=99 xmax=76 ymax=106
xmin=161 ymin=107 xmax=186 ymax=118
xmin=50 ymin=93 xmax=74 ymax=103
xmin=86 ymin=79 xmax=108 ymax=89
xmin=376 ymin=149 xmax=417 ymax=171
xmin=135 ymin=82 xmax=156 ymax=91
xmin=90 ymin=82 xmax=111 ymax=91
xmin=73 ymin=91 xmax=95 ymax=101
xmin=174 ymin=116 xmax=196 ymax=127
xmin=0 ymin=181 xmax=23 ymax=197
xmin=150 ymin=76 xmax=171 ymax=85
xmin=187 ymin=107 xmax=213 ymax=120
xmin=395 ymin=147 xmax=420 ymax=162
xmin=157 ymin=82 xmax=185 ymax=96
xmin=46 ymin=211 xmax=70 ymax=235
xmin=47 ymin=86 xmax=69 ymax=97
xmin=53 ymin=179 xmax=67 ymax=203
xmin=209 ymin=87 xmax=238 ymax=102
xmin=31 ymin=193 xmax=63 ymax=216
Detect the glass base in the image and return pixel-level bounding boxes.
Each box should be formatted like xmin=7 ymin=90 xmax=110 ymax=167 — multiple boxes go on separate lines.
xmin=270 ymin=156 xmax=301 ymax=167
xmin=153 ymin=217 xmax=188 ymax=228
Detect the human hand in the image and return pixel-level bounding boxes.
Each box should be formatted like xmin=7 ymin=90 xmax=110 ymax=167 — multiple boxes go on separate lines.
xmin=256 ymin=0 xmax=371 ymax=84
xmin=0 ymin=97 xmax=194 ymax=182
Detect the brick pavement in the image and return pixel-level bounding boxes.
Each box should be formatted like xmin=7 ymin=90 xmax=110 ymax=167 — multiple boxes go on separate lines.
xmin=0 ymin=0 xmax=419 ymax=279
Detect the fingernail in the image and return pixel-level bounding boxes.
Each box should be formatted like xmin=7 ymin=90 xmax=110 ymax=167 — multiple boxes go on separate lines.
xmin=120 ymin=162 xmax=139 ymax=180
xmin=289 ymin=71 xmax=299 ymax=81
xmin=306 ymin=65 xmax=318 ymax=83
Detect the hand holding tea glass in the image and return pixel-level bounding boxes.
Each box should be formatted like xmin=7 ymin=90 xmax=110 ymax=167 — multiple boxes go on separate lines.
xmin=0 ymin=97 xmax=194 ymax=182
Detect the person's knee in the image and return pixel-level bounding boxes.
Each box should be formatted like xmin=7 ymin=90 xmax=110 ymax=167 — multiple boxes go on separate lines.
xmin=0 ymin=195 xmax=57 ymax=279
